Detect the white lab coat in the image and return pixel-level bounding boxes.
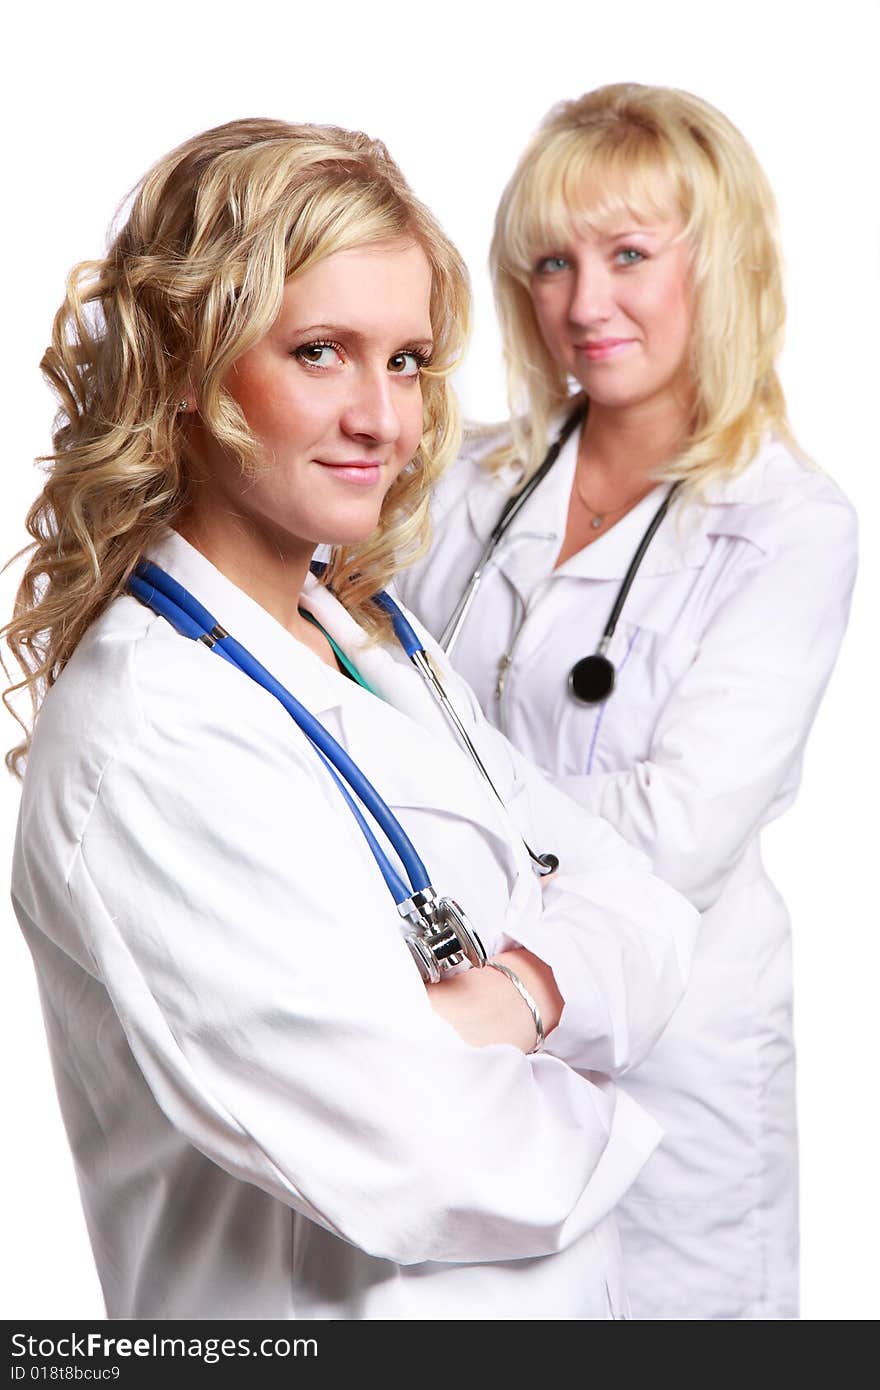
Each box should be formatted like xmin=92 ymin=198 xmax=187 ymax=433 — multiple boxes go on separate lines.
xmin=12 ymin=529 xmax=698 ymax=1321
xmin=395 ymin=424 xmax=858 ymax=1320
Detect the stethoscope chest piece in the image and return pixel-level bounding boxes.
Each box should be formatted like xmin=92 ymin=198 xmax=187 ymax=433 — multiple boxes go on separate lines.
xmin=568 ymin=654 xmax=615 ymax=705
xmin=400 ymin=890 xmax=488 ymax=984
xmin=440 ymin=404 xmax=683 ymax=714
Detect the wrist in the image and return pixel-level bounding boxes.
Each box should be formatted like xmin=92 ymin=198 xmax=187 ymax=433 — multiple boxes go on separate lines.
xmin=490 ymin=948 xmax=564 ymax=1037
xmin=487 ymin=960 xmax=545 ymax=1054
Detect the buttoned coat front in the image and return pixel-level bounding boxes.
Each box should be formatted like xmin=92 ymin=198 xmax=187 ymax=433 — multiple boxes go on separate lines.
xmin=395 ymin=425 xmax=858 ymax=1319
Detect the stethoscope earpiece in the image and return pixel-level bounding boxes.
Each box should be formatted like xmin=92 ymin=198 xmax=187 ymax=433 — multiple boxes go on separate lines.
xmin=568 ymin=654 xmax=616 ymax=705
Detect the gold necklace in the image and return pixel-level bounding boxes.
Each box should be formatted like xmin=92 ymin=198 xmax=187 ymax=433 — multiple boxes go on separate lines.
xmin=574 ymin=473 xmax=654 ymax=531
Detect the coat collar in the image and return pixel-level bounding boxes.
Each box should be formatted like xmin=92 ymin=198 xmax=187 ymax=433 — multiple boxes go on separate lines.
xmin=463 ymin=420 xmax=782 ymax=588
xmin=142 ymin=532 xmax=527 ymax=883
xmin=145 ymin=530 xmax=346 ymax=718
xmin=145 ymin=529 xmax=458 ymax=745
xmin=297 ymin=568 xmax=454 ymax=741
xmin=463 ymin=425 xmax=710 ymax=589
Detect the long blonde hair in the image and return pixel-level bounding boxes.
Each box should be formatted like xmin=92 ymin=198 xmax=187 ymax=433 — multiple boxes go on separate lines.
xmin=490 ymin=82 xmax=793 ymax=484
xmin=4 ymin=118 xmax=470 ymax=775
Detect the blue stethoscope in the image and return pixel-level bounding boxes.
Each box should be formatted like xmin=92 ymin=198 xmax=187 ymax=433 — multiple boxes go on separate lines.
xmin=128 ymin=560 xmax=558 ymax=984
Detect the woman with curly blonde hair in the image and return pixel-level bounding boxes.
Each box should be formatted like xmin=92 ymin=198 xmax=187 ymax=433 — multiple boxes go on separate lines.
xmin=5 ymin=117 xmax=697 ymax=1319
xmin=397 ymin=83 xmax=858 ymax=1318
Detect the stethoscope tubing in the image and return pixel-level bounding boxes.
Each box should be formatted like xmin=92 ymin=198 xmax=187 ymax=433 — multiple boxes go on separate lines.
xmin=439 ymin=403 xmax=682 ymax=705
xmin=317 ymin=567 xmax=557 ymax=874
xmin=599 ymin=480 xmax=682 ymax=642
xmin=374 ymin=589 xmax=517 ymax=809
xmin=439 ymin=404 xmax=587 ymax=656
xmin=129 ymin=562 xmax=431 ymax=904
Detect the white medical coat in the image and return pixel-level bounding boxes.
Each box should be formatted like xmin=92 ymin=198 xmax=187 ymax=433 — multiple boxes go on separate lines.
xmin=395 ymin=426 xmax=858 ymax=1319
xmin=12 ymin=529 xmax=699 ymax=1320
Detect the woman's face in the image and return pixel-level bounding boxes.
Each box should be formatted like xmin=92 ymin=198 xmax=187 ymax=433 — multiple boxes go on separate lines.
xmin=529 ymin=212 xmax=694 ymax=416
xmin=191 ymin=238 xmax=433 ymax=558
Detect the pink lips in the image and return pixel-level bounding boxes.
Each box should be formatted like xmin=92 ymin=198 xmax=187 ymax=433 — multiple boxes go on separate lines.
xmin=315 ymin=460 xmax=382 ymax=486
xmin=576 ymin=338 xmax=635 ymax=361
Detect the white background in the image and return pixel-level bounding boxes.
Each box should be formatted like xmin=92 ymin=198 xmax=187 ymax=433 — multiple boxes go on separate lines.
xmin=2 ymin=0 xmax=878 ymax=1320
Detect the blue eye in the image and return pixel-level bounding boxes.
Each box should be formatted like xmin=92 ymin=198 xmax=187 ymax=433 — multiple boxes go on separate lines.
xmin=534 ymin=255 xmax=571 ymax=275
xmin=294 ymin=342 xmax=344 ymax=369
xmin=614 ymin=247 xmax=646 ymax=266
xmin=388 ymin=350 xmax=429 ymax=378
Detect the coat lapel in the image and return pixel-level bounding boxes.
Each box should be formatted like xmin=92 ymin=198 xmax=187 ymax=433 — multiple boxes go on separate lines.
xmin=145 ymin=533 xmax=520 ymax=872
xmin=460 ymin=420 xmax=702 ymax=592
xmin=298 ymin=575 xmax=453 ymax=742
xmin=146 ymin=530 xmax=347 ymax=719
xmin=298 ymin=574 xmax=517 ymax=855
xmin=460 ymin=416 xmax=776 ymax=585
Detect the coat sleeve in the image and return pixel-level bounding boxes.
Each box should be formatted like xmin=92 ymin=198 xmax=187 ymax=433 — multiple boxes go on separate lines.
xmin=556 ymin=490 xmax=858 ymax=911
xmin=412 ymin=626 xmax=701 ymax=1077
xmin=64 ymin=638 xmax=658 ymax=1270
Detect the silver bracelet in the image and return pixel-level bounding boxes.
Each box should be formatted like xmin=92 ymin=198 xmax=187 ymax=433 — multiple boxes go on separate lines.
xmin=487 ymin=960 xmax=545 ymax=1055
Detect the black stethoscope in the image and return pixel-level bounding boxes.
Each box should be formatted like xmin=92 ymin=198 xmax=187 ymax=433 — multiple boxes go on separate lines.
xmin=438 ymin=403 xmax=682 ymax=705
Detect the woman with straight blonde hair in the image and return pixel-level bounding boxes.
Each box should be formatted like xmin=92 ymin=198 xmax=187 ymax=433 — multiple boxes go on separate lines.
xmin=396 ymin=83 xmax=858 ymax=1319
xmin=4 ymin=117 xmax=698 ymax=1319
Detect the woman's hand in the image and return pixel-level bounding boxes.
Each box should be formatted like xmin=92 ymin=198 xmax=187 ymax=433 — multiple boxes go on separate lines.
xmin=427 ymin=948 xmax=564 ymax=1052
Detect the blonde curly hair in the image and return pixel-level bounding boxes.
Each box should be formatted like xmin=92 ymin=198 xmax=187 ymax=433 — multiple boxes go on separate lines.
xmin=4 ymin=118 xmax=470 ymax=775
